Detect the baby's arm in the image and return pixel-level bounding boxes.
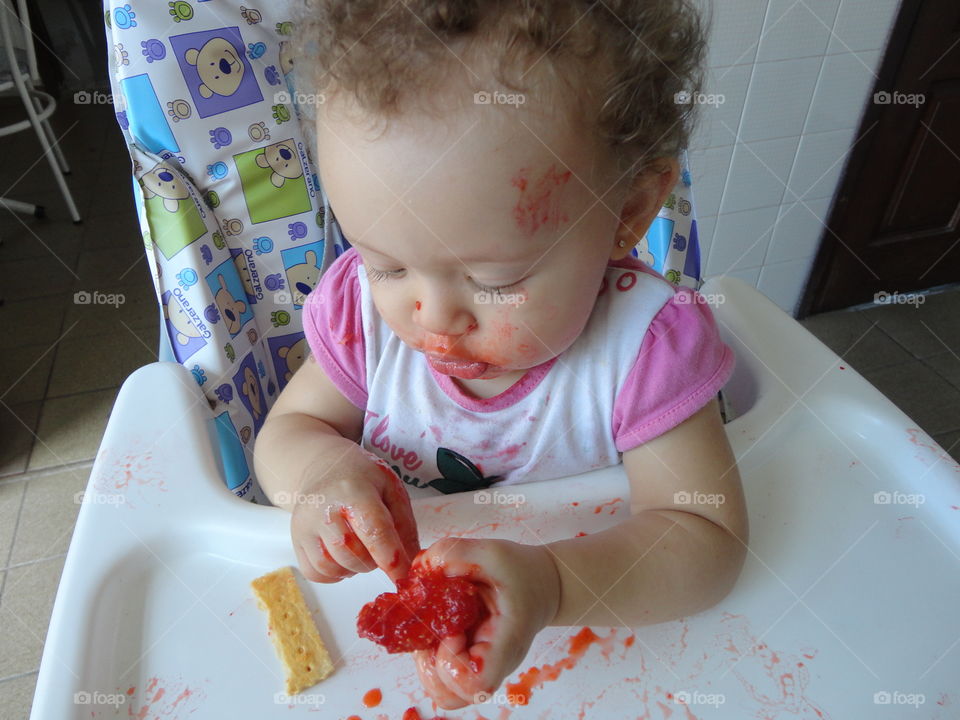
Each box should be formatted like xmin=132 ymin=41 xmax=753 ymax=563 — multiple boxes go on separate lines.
xmin=254 ymin=357 xmax=420 ymax=582
xmin=546 ymin=397 xmax=748 ymax=626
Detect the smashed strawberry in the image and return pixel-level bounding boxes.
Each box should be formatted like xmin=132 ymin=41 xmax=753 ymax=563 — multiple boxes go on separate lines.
xmin=357 ymin=565 xmax=487 ymax=653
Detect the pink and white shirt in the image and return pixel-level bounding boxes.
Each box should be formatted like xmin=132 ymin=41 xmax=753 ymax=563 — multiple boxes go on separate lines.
xmin=303 ymin=248 xmax=734 ymax=498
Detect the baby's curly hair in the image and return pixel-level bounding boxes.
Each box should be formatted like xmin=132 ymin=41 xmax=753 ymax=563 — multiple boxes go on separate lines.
xmin=292 ymin=0 xmax=708 ymax=177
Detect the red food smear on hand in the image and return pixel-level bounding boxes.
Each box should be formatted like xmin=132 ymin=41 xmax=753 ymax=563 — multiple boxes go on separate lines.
xmin=362 ymin=688 xmax=382 ymax=707
xmin=357 ymin=565 xmax=488 ymax=653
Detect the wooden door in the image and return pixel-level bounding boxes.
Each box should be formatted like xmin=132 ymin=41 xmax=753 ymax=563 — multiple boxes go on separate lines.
xmin=801 ymin=0 xmax=960 ymax=315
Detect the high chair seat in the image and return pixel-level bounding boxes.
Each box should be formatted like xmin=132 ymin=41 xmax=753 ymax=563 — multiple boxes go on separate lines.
xmin=102 ymin=0 xmax=705 ymax=502
xmin=32 ymin=276 xmax=960 ymax=719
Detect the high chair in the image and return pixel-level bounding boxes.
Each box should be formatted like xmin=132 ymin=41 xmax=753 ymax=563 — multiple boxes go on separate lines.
xmin=27 ymin=3 xmax=960 ymax=718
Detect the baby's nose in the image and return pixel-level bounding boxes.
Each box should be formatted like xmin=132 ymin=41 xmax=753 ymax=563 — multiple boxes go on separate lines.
xmin=413 ymin=298 xmax=476 ymax=339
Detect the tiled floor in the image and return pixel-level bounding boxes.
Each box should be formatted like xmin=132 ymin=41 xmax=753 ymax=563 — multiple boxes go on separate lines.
xmin=0 ymin=96 xmax=959 ymax=720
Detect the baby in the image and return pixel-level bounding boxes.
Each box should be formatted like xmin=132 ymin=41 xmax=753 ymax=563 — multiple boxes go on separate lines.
xmin=255 ymin=0 xmax=748 ymax=709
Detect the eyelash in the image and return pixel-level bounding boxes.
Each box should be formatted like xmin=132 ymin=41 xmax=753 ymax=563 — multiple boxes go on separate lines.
xmin=364 ymin=267 xmax=520 ymax=295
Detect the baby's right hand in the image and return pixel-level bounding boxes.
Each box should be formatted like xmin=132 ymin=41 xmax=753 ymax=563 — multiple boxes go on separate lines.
xmin=290 ymin=451 xmax=420 ymax=584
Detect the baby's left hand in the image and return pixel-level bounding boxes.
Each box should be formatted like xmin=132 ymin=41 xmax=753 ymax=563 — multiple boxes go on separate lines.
xmin=411 ymin=537 xmax=560 ymax=710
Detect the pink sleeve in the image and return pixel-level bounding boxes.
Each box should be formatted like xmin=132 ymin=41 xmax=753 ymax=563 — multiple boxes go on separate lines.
xmin=301 ymin=248 xmax=368 ymax=408
xmin=612 ymin=287 xmax=735 ymax=452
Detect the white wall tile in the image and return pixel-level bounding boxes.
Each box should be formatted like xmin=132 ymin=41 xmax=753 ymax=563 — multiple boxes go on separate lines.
xmin=720 ymin=135 xmax=799 ymax=213
xmin=756 ymin=0 xmax=840 ymax=62
xmin=691 ymin=64 xmax=752 ymax=149
xmin=740 ymin=57 xmax=823 ymax=142
xmin=707 ymin=205 xmax=780 ymax=274
xmin=805 ymin=50 xmax=881 ymax=134
xmin=688 ymin=144 xmax=735 ymax=217
xmin=757 ymin=256 xmax=817 ymax=313
xmin=767 ymin=197 xmax=832 ymax=263
xmin=696 ymin=214 xmax=718 ymax=263
xmin=827 ymin=0 xmax=900 ymax=54
xmin=786 ymin=127 xmax=857 ymax=201
xmin=721 ymin=266 xmax=763 ymax=286
xmin=703 ymin=0 xmax=769 ymax=68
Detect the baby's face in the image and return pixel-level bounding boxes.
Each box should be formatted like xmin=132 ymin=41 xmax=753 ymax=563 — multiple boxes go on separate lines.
xmin=316 ymin=92 xmax=627 ymax=383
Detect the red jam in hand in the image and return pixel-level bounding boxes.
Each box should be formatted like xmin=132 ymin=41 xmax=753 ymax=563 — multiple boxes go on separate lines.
xmin=357 ymin=565 xmax=487 ymax=653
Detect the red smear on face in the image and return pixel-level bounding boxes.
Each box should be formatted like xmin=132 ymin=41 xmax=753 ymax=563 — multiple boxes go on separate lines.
xmin=511 ymin=164 xmax=572 ymax=238
xmin=416 ymin=301 xmax=422 ymax=310
xmin=362 ymin=688 xmax=382 ymax=707
xmin=357 ymin=565 xmax=487 ymax=653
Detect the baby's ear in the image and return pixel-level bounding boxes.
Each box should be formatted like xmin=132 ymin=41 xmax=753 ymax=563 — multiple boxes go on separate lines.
xmin=612 ymin=158 xmax=680 ymax=257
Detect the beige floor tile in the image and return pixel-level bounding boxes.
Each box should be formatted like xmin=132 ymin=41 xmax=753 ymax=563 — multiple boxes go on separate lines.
xmin=923 ymin=352 xmax=960 ymax=392
xmin=27 ymin=389 xmax=118 ymax=471
xmin=861 ymin=361 xmax=960 ymax=436
xmin=62 ymin=280 xmax=159 ymax=339
xmin=0 ymin=295 xmax=68 ymax=351
xmin=0 ymin=255 xmax=78 ymax=303
xmin=10 ymin=467 xmax=89 ymax=566
xmin=0 ymin=344 xmax=56 ymax=405
xmin=0 ymin=671 xmax=38 ymax=720
xmin=47 ymin=326 xmax=156 ymax=398
xmin=73 ymin=244 xmax=152 ymax=291
xmin=0 ymin=215 xmax=84 ymax=265
xmin=0 ymin=556 xmax=66 ymax=679
xmin=859 ymin=288 xmax=960 ymax=359
xmin=800 ymin=309 xmax=913 ymax=371
xmin=0 ymin=403 xmax=41 ymax=478
xmin=0 ymin=482 xmax=25 ymax=569
xmin=77 ymin=211 xmax=142 ymax=252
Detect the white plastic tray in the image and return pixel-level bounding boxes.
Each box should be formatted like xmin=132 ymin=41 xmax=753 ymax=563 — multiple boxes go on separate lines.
xmin=32 ymin=278 xmax=960 ymax=718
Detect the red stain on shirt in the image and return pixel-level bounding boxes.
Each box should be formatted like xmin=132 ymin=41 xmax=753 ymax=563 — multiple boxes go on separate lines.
xmin=511 ymin=164 xmax=572 ymax=238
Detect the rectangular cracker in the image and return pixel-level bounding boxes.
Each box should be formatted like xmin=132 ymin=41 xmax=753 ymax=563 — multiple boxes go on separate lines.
xmin=251 ymin=566 xmax=334 ymax=694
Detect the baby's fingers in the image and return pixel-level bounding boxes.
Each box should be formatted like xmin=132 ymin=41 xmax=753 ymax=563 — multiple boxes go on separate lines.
xmin=342 ymin=501 xmax=411 ymax=583
xmin=412 ymin=649 xmax=467 ymax=710
xmin=294 ymin=538 xmax=353 ymax=584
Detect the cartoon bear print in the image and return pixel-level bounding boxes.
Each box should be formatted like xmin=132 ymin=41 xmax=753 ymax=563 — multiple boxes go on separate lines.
xmin=255 ymin=141 xmax=302 ymax=188
xmin=278 ymin=337 xmax=306 ymax=381
xmin=285 ymin=250 xmax=320 ymax=305
xmin=164 ymin=294 xmax=202 ymax=345
xmin=140 ymin=161 xmax=190 ymax=212
xmin=184 ymin=37 xmax=245 ymax=99
xmin=232 ymin=253 xmax=255 ymax=299
xmin=635 ymin=236 xmax=655 ymax=266
xmin=213 ymin=273 xmax=248 ymax=334
xmin=240 ymin=365 xmax=263 ymax=421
